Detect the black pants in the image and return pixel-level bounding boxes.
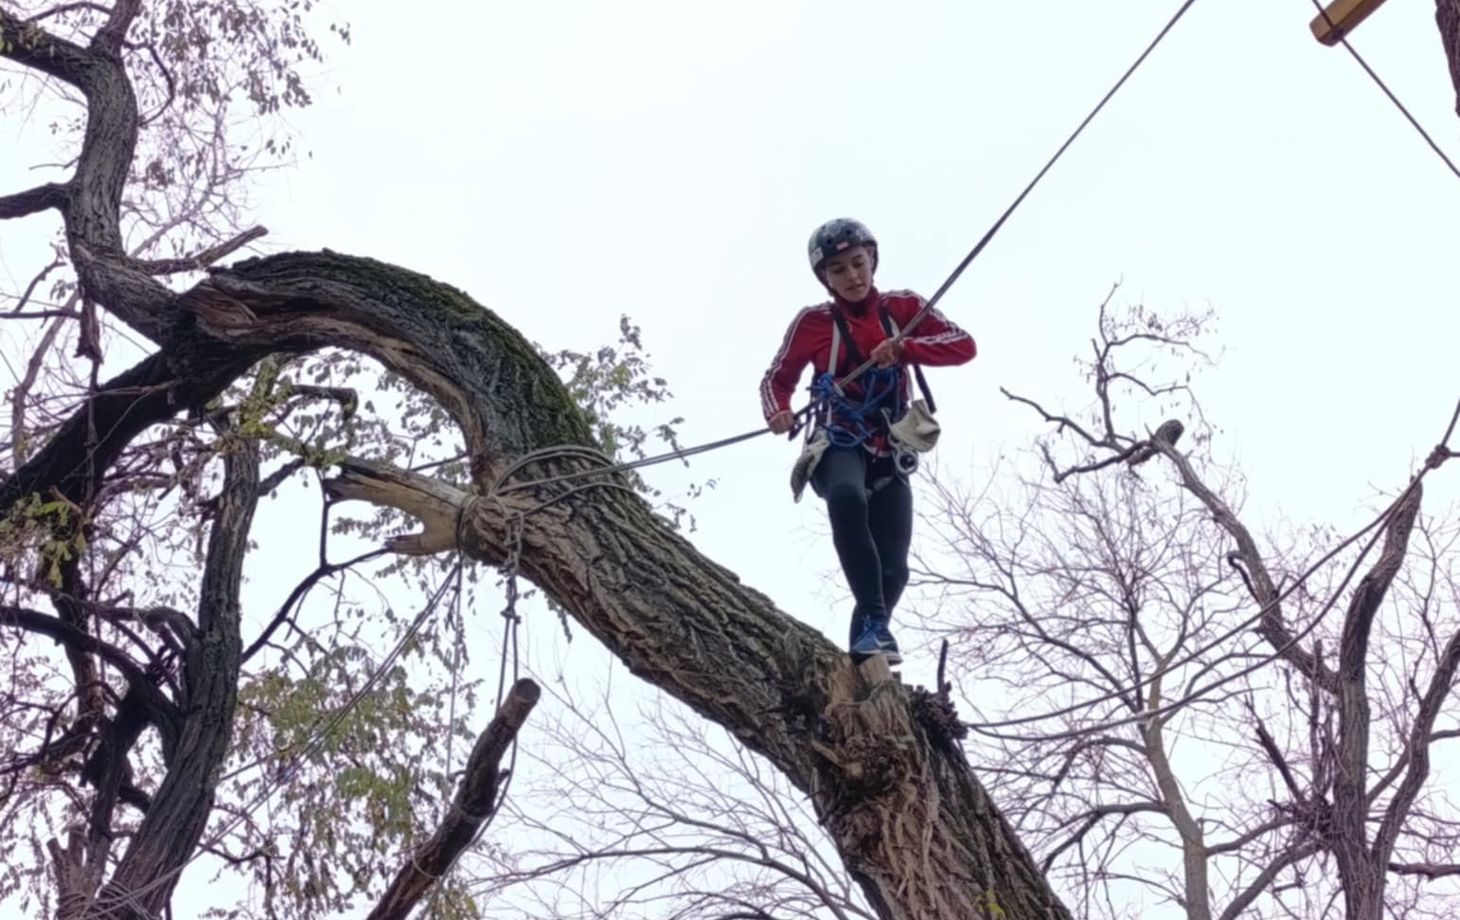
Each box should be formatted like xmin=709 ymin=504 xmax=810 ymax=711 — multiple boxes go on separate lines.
xmin=812 ymin=446 xmax=913 ymax=645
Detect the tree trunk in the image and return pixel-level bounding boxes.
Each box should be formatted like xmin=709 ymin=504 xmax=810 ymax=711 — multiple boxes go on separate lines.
xmin=1331 ymin=488 xmax=1422 ymax=920
xmin=91 ymin=442 xmax=260 ymax=918
xmin=1143 ymin=676 xmax=1211 ymax=920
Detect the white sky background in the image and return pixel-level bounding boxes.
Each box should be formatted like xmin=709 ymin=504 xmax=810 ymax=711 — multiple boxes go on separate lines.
xmin=4 ymin=0 xmax=1460 ymax=916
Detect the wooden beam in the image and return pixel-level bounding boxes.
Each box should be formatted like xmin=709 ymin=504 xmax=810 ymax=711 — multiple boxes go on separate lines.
xmin=1310 ymin=0 xmax=1393 ymax=46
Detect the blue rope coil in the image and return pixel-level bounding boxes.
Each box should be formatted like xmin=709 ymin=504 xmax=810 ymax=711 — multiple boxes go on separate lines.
xmin=811 ymin=366 xmax=903 ymax=448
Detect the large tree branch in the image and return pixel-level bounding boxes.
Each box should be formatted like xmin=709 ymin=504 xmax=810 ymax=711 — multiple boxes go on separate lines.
xmin=1330 ymin=485 xmax=1421 ymax=920
xmin=0 ymin=341 xmax=260 ymax=513
xmin=90 ymin=0 xmax=140 ymax=56
xmin=368 ymin=678 xmax=540 ymax=920
xmin=1156 ymin=443 xmax=1336 ymax=691
xmin=1388 ymin=861 xmax=1460 ymax=880
xmin=0 ymin=605 xmax=178 ymax=732
xmin=0 ymin=182 xmax=69 ymax=218
xmin=0 ymin=7 xmax=91 ymax=83
xmin=162 ymin=249 xmax=1073 ymax=919
xmin=97 ymin=438 xmax=260 ymax=918
xmin=0 ymin=3 xmax=173 ymax=342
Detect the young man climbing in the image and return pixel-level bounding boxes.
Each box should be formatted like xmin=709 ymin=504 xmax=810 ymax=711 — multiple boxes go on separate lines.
xmin=760 ymin=218 xmax=975 ymax=665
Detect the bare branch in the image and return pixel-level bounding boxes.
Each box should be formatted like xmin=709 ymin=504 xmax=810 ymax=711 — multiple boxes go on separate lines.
xmin=1050 ymin=442 xmax=1145 ymax=484
xmin=0 ymin=604 xmax=179 ymax=731
xmin=1205 ymin=815 xmax=1296 ymax=856
xmin=90 ymin=0 xmax=141 ymax=56
xmin=1217 ymin=843 xmax=1324 ymax=920
xmin=368 ymin=678 xmax=540 ymax=920
xmin=1001 ymin=387 xmax=1111 ymax=449
xmin=133 ymin=226 xmax=268 ymax=276
xmin=1387 ymin=862 xmax=1460 ymax=881
xmin=1040 ymin=803 xmax=1163 ymax=873
xmin=1328 ymin=485 xmax=1422 ymax=919
xmin=8 ymin=257 xmax=66 ymax=314
xmin=0 ymin=8 xmax=92 ymax=86
xmin=241 ymin=546 xmax=388 ymax=664
xmin=0 ymin=183 xmax=69 ymax=219
xmin=24 ymin=3 xmax=112 ymax=23
xmin=10 ymin=311 xmax=68 ymax=463
xmin=1156 ymin=440 xmax=1336 ymax=692
xmin=128 ymin=38 xmax=175 ymax=125
xmin=257 ymin=458 xmax=307 ymax=497
xmin=1371 ymin=618 xmax=1460 ymax=867
xmin=1249 ymin=707 xmax=1303 ymax=802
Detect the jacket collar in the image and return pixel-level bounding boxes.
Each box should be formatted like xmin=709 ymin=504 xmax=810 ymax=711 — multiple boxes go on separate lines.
xmin=830 ymin=286 xmax=880 ymax=316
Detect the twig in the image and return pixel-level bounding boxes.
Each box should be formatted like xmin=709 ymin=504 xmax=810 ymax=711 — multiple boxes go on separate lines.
xmin=24 ymin=3 xmax=111 ymax=24
xmin=9 ymin=257 xmax=65 ymax=313
xmin=134 ymin=226 xmax=268 ymax=275
xmin=129 ymin=39 xmax=175 ymax=125
xmin=1248 ymin=703 xmax=1303 ymax=801
xmin=1001 ymin=387 xmax=1109 ymax=449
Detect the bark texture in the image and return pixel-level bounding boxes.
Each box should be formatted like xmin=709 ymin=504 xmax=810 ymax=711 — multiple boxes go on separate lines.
xmin=1330 ymin=488 xmax=1422 ymax=920
xmin=92 ymin=441 xmax=260 ymax=917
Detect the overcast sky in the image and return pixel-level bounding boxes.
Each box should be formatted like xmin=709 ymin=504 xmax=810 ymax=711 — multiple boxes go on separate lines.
xmin=3 ymin=0 xmax=1459 ymax=915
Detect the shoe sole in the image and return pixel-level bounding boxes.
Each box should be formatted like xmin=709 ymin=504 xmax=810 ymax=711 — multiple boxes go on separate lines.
xmin=850 ymin=649 xmax=904 ymax=666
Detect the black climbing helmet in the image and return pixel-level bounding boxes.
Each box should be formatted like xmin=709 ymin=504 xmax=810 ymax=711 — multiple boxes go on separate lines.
xmin=807 ymin=218 xmax=878 ymax=279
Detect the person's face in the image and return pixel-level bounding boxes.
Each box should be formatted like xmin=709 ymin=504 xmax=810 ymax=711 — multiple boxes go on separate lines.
xmin=822 ymin=245 xmax=874 ymax=301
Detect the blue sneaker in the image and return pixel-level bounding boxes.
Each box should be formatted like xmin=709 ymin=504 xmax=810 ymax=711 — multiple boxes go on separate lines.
xmin=851 ymin=619 xmax=902 ymax=665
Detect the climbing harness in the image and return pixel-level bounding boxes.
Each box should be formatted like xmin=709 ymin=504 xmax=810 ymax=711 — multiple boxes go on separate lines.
xmin=791 ymin=301 xmax=941 ymax=500
xmin=791 ymin=314 xmax=901 ymax=500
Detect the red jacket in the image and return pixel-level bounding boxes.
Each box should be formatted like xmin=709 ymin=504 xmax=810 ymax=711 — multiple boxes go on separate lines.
xmin=760 ymin=288 xmax=976 ymax=453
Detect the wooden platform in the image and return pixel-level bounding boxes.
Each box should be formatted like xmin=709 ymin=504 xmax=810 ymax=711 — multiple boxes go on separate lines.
xmin=1310 ymin=0 xmax=1392 ymax=46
